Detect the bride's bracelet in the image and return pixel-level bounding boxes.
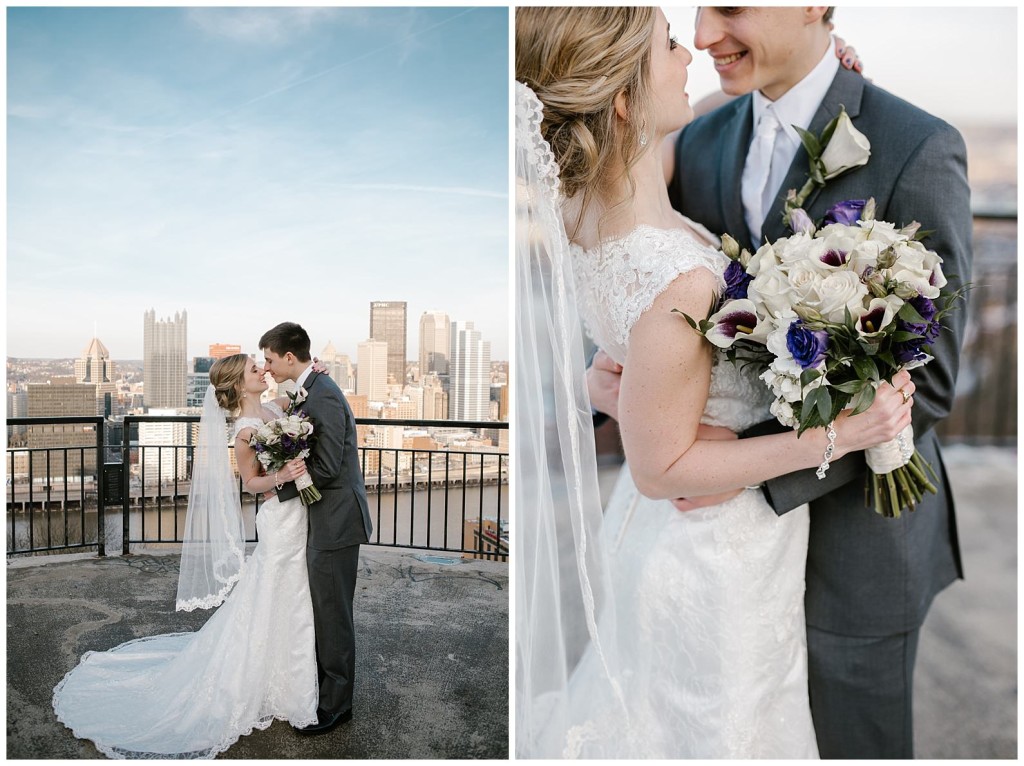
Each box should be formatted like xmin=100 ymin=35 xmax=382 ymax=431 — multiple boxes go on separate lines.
xmin=274 ymin=471 xmax=283 ymax=491
xmin=815 ymin=421 xmax=837 ymax=480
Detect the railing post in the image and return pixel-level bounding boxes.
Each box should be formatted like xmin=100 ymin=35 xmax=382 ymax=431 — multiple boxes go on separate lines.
xmin=122 ymin=417 xmax=131 ymax=555
xmin=96 ymin=417 xmax=105 ymax=556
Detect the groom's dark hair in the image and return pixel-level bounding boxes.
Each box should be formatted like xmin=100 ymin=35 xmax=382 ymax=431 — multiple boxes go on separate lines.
xmin=259 ymin=322 xmax=311 ymax=362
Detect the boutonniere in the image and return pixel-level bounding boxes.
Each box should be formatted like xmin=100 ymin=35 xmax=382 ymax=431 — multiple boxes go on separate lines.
xmin=783 ymin=105 xmax=871 ymax=230
xmin=286 ymin=386 xmax=308 ymax=415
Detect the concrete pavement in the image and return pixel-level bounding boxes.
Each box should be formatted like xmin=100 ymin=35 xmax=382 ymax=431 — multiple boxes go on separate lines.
xmin=7 ymin=546 xmax=508 ymax=759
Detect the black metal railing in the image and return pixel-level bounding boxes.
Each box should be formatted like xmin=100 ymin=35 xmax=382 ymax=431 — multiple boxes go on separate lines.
xmin=6 ymin=417 xmax=106 ymax=556
xmin=934 ymin=213 xmax=1017 ymax=444
xmin=7 ymin=416 xmax=507 ymax=560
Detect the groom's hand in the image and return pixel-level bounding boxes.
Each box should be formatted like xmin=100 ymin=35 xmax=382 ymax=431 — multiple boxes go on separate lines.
xmin=672 ymin=424 xmax=744 ymax=512
xmin=587 ymin=350 xmax=623 ymax=422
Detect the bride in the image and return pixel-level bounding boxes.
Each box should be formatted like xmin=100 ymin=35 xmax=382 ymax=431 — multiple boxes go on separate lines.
xmin=515 ymin=7 xmax=913 ymax=758
xmin=53 ymin=353 xmax=317 ymax=758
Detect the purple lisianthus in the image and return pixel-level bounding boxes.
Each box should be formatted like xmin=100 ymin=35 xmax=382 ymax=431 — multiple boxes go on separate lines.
xmin=910 ymin=294 xmax=937 ymax=323
xmin=823 ymin=199 xmax=867 ymax=226
xmin=894 ymin=336 xmax=929 ymax=364
xmin=786 ymin=320 xmax=830 ymax=369
xmin=723 ymin=260 xmax=753 ymax=300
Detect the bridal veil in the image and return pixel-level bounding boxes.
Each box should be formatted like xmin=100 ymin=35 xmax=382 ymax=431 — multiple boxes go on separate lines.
xmin=514 ymin=81 xmax=628 ymax=758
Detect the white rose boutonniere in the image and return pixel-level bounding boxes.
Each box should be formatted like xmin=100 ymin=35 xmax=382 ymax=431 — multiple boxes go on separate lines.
xmin=783 ymin=105 xmax=871 ymax=230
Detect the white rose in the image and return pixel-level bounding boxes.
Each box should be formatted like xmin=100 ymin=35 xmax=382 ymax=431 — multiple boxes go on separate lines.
xmin=745 ymin=240 xmax=782 ymax=278
xmin=774 ymin=231 xmax=820 ymax=266
xmin=888 ymin=241 xmax=942 ymax=298
xmin=820 ymin=110 xmax=871 ymax=180
xmin=787 ymin=260 xmax=827 ymax=304
xmin=845 ymin=239 xmax=887 ymax=276
xmin=811 ymin=270 xmax=870 ymax=323
xmin=858 ymin=219 xmax=906 ymax=247
xmin=747 ymin=261 xmax=797 ymax=319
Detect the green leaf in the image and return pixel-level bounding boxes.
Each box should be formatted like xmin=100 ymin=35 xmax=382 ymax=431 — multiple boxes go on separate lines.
xmin=794 ymin=125 xmax=822 ymax=158
xmin=808 ymin=160 xmax=825 ymax=186
xmin=897 ymin=301 xmax=928 ymax=324
xmin=671 ymin=308 xmax=700 ymax=331
xmin=850 ymin=384 xmax=876 ymax=415
xmin=852 ymin=355 xmax=879 ymax=381
xmin=892 ymin=330 xmax=925 ymax=342
xmin=831 ymin=380 xmax=866 ymax=394
xmin=800 ymin=369 xmax=822 ymax=388
xmin=803 ymin=387 xmax=833 ymax=425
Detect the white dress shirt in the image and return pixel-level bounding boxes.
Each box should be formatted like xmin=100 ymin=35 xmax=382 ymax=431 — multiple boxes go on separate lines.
xmin=294 ymin=363 xmax=314 ymax=392
xmin=743 ymin=40 xmax=841 ymax=244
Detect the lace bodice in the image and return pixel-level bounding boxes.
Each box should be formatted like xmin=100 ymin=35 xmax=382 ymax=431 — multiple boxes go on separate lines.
xmin=232 ymin=401 xmax=285 ymax=441
xmin=572 ymin=225 xmax=774 ymax=432
xmin=572 ymin=225 xmax=726 ymax=364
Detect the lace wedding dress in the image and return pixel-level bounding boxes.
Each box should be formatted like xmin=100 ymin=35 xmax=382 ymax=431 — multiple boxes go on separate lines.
xmin=566 ymin=225 xmax=818 ymax=758
xmin=52 ymin=403 xmax=318 ymax=759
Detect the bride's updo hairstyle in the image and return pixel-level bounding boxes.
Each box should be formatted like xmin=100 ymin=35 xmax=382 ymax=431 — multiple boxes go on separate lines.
xmin=516 ymin=7 xmax=657 ymax=219
xmin=209 ymin=353 xmax=250 ymax=414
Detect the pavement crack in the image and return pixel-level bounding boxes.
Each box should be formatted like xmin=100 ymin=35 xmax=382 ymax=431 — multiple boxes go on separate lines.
xmin=9 ymin=597 xmax=125 ymax=671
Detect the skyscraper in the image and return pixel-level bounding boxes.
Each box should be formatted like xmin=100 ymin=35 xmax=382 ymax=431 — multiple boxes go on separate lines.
xmin=75 ymin=337 xmax=116 ymax=416
xmin=449 ymin=321 xmax=491 ymax=421
xmin=369 ymin=301 xmax=407 ymax=384
xmin=418 ymin=310 xmax=451 ymax=378
xmin=143 ymin=309 xmax=187 ymax=411
xmin=319 ymin=341 xmax=354 ymax=391
xmin=356 ymin=339 xmax=388 ymax=403
xmin=187 ymin=356 xmax=215 ymax=408
xmin=209 ymin=343 xmax=241 ymax=360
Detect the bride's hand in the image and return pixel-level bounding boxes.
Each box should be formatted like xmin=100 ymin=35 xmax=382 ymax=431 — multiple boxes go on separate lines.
xmin=311 ymin=357 xmax=330 ymax=375
xmin=833 ymin=36 xmax=863 ymax=73
xmin=275 ymin=459 xmax=308 ymax=484
xmin=587 ymin=350 xmax=623 ymax=422
xmin=834 ymin=370 xmax=915 ymax=454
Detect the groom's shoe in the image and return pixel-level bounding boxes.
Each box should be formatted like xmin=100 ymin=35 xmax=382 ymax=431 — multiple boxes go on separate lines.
xmin=293 ymin=708 xmax=352 ymax=736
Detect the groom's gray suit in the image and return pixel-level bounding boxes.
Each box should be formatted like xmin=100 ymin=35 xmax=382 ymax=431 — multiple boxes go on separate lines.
xmin=669 ymin=66 xmax=972 ymax=757
xmin=278 ymin=370 xmax=372 ymax=717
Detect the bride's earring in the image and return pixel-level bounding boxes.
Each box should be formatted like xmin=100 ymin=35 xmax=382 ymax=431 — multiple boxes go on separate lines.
xmin=639 ymin=128 xmax=649 ymax=148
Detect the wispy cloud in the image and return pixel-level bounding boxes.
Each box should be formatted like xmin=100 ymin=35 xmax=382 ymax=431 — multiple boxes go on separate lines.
xmin=184 ymin=8 xmax=343 ymax=46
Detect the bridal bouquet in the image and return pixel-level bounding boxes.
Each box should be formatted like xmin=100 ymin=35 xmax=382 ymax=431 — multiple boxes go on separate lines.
xmin=248 ymin=411 xmax=322 ymax=505
xmin=680 ymin=199 xmax=964 ymax=518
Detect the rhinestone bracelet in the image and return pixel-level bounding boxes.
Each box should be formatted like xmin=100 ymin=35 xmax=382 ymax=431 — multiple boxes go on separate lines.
xmin=815 ymin=421 xmax=837 ymax=480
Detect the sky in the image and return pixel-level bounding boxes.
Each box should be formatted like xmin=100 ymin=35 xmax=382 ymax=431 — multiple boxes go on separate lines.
xmin=664 ymin=6 xmax=1017 ymax=129
xmin=7 ymin=6 xmax=510 ymax=361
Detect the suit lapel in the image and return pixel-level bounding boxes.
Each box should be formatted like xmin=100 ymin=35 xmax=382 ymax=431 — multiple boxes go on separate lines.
xmin=720 ymin=95 xmax=755 ymax=250
xmin=761 ymin=68 xmax=867 ymax=243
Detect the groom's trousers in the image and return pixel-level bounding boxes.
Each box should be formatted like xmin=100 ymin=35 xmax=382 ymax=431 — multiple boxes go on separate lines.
xmin=807 ymin=625 xmax=921 ymax=759
xmin=307 ymin=544 xmax=361 ymax=715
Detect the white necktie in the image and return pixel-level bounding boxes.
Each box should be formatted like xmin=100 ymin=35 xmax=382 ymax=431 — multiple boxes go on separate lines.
xmin=742 ymin=109 xmax=782 ymax=245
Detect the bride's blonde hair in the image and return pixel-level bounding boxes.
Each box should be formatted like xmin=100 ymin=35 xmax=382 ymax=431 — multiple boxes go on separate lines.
xmin=209 ymin=354 xmax=250 ymax=414
xmin=516 ymin=7 xmax=657 ymax=232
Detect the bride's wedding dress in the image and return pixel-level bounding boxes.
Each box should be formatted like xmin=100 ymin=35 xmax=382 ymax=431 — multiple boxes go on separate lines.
xmin=566 ymin=224 xmax=819 ymax=758
xmin=52 ymin=405 xmax=318 ymax=759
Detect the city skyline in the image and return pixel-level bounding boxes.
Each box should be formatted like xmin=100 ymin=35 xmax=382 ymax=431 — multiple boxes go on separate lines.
xmin=7 ymin=7 xmax=509 ymax=360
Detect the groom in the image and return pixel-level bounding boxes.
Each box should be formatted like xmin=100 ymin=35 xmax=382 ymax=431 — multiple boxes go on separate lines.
xmin=260 ymin=321 xmax=373 ymax=734
xmin=590 ymin=6 xmax=971 ymax=759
